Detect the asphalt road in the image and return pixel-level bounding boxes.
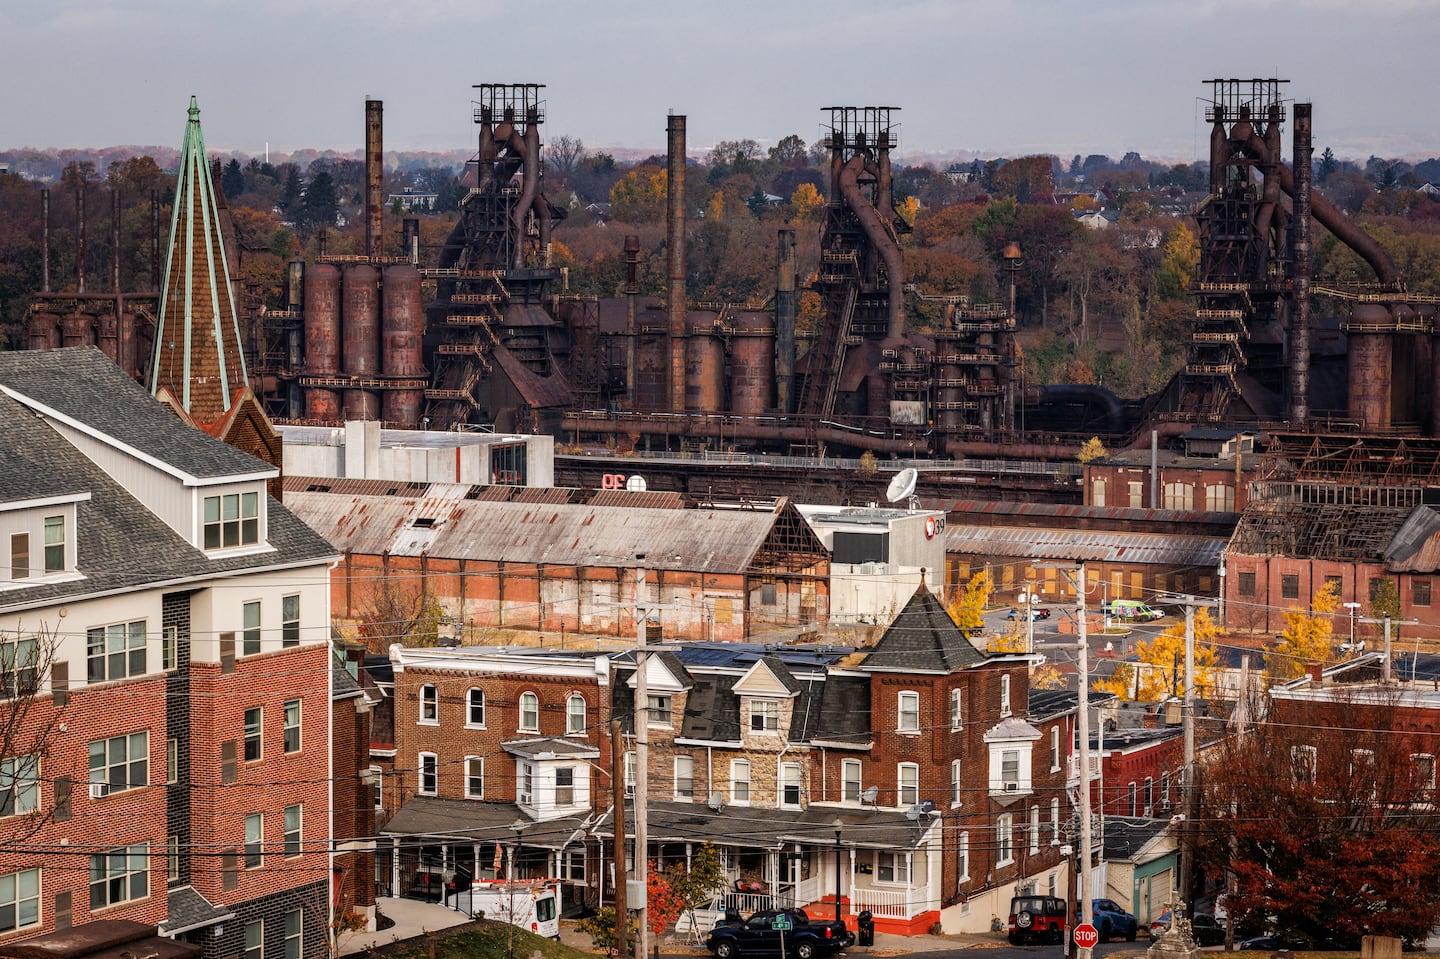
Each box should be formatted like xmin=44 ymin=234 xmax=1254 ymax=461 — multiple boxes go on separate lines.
xmin=665 ymin=939 xmax=1151 ymax=959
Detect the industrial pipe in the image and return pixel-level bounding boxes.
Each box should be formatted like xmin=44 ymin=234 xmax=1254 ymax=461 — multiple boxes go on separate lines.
xmin=838 ymin=154 xmax=905 ymax=341
xmin=510 ymin=123 xmax=540 ymax=269
xmin=1239 ymin=129 xmax=1398 ymax=284
xmin=775 ymin=228 xmax=797 ymax=414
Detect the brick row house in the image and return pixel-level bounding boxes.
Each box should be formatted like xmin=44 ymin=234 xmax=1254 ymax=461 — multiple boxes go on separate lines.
xmin=0 ymin=348 xmax=338 ymax=958
xmin=376 ymin=581 xmax=1076 ymax=935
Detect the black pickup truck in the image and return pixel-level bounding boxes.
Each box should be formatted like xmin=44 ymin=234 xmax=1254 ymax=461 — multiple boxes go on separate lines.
xmin=706 ymin=908 xmax=853 ymax=959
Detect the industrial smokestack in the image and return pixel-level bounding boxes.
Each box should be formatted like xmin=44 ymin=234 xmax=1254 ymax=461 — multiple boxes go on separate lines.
xmin=365 ymin=99 xmax=383 ymax=259
xmin=1290 ymin=102 xmax=1312 ymax=425
xmin=402 ymin=217 xmax=420 ymax=264
xmin=40 ymin=188 xmax=50 ymax=293
xmin=666 ymin=114 xmax=687 ymax=413
xmin=775 ymin=228 xmax=797 ymax=413
xmin=76 ymin=177 xmax=87 ymax=294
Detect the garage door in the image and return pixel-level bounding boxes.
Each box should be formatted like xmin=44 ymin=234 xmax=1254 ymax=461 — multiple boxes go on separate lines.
xmin=1146 ymin=868 xmax=1173 ymax=922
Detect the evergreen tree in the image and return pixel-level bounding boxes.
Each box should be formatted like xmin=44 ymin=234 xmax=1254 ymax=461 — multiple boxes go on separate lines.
xmin=280 ymin=167 xmax=302 ymax=215
xmin=301 ymin=171 xmax=338 ymax=232
xmin=221 ymin=158 xmax=244 ymax=199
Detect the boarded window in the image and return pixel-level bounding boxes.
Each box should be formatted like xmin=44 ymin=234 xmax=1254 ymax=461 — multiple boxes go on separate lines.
xmin=1281 ymin=574 xmax=1299 ymax=600
xmin=1238 ymin=572 xmax=1256 ymax=597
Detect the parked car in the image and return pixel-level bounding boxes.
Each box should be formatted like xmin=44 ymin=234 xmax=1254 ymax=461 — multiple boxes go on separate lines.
xmin=1088 ymin=899 xmax=1138 ymax=942
xmin=1104 ymin=600 xmax=1165 ymax=622
xmin=706 ymin=908 xmax=852 ymax=959
xmin=1008 ymin=895 xmax=1067 ymax=945
xmin=1007 ymin=606 xmax=1052 ymax=621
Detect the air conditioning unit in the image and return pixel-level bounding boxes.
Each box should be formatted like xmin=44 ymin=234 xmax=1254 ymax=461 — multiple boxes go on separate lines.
xmin=518 ymin=792 xmax=532 ymax=805
xmin=624 ymin=783 xmax=636 ymax=798
xmin=1003 ymin=782 xmax=1019 ymax=793
xmin=89 ymin=782 xmax=108 ymax=799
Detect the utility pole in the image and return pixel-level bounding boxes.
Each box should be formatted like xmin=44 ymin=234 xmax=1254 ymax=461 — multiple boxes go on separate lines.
xmin=1159 ymin=593 xmax=1208 ymax=913
xmin=634 ymin=564 xmax=651 ymax=959
xmin=611 ymin=718 xmax=630 ymax=959
xmin=1075 ymin=559 xmax=1093 ymax=958
xmin=1361 ymin=613 xmax=1417 ymax=684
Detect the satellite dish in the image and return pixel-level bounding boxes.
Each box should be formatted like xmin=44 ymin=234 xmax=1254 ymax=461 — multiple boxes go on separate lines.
xmin=905 ymin=804 xmax=923 ymax=821
xmin=886 ymin=468 xmax=918 ymax=504
xmin=707 ymin=792 xmax=725 ymax=813
xmin=861 ymin=785 xmax=879 ymax=805
xmin=919 ymin=799 xmax=936 ymax=815
xmin=625 ymin=474 xmax=648 ymax=493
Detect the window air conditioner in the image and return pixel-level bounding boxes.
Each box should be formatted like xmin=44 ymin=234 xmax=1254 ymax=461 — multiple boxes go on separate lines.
xmin=1003 ymin=782 xmax=1019 ymax=793
xmin=624 ymin=783 xmax=636 ymax=798
xmin=89 ymin=782 xmax=109 ymax=799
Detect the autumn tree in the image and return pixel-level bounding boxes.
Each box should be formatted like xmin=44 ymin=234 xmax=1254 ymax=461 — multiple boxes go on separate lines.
xmin=1128 ymin=609 xmax=1221 ymax=700
xmin=1077 ymin=437 xmax=1108 ymax=464
xmin=355 ymin=574 xmax=447 ymax=652
xmin=768 ymin=134 xmax=809 ymax=167
xmin=947 ymin=569 xmax=994 ymax=632
xmin=987 ymin=620 xmax=1028 ymax=654
xmin=1092 ymin=662 xmax=1136 ymax=698
xmin=609 ymin=166 xmax=667 ymax=223
xmin=1196 ymin=701 xmax=1440 ymax=946
xmin=790 ymin=182 xmax=824 ymax=222
xmin=1266 ymin=579 xmax=1340 ymax=682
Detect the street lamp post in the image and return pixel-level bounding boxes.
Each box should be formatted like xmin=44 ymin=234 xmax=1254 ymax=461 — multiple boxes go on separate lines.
xmin=1343 ymin=602 xmax=1361 ymax=651
xmin=832 ymin=820 xmax=844 ymax=926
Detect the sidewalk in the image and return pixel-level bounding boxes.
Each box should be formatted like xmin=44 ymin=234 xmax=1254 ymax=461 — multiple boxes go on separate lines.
xmin=342 ymin=902 xmax=1010 ymax=957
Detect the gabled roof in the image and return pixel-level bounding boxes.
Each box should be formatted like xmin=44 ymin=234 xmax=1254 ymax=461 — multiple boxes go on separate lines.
xmin=863 ymin=582 xmax=988 ymax=673
xmin=0 ymin=347 xmax=271 ymax=482
xmin=733 ymin=654 xmax=802 ymax=697
xmin=150 ymin=97 xmax=248 ymax=422
xmin=1101 ymin=816 xmax=1174 ymax=862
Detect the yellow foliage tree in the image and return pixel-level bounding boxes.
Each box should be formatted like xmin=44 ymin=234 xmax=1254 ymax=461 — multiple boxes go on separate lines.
xmin=1267 ymin=580 xmax=1341 ymax=682
xmin=1130 ymin=609 xmax=1221 ymax=700
xmin=1031 ymin=662 xmax=1066 ymax=690
xmin=896 ymin=196 xmax=920 ymax=226
xmin=609 ymin=167 xmax=667 ymax=222
xmin=1093 ymin=662 xmax=1136 ymax=698
xmin=947 ymin=569 xmax=994 ymax=632
xmin=790 ymin=182 xmax=825 ymax=222
xmin=987 ymin=620 xmax=1028 ymax=654
xmin=1077 ymin=437 xmax=1109 ymax=464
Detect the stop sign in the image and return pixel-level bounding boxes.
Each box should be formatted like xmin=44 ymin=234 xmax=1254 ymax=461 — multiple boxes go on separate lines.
xmin=1073 ymin=923 xmax=1100 ymax=949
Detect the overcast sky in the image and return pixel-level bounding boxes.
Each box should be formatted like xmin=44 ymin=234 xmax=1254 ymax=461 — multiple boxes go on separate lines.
xmin=5 ymin=0 xmax=1439 ymax=164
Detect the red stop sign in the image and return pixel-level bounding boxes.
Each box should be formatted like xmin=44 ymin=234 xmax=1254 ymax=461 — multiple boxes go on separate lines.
xmin=1073 ymin=923 xmax=1100 ymax=949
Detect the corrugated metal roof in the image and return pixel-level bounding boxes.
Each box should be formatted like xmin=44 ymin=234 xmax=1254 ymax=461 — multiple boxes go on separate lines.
xmin=938 ymin=498 xmax=1238 ymax=527
xmin=588 ymin=489 xmax=686 ymax=509
xmin=944 ymin=524 xmax=1225 ymax=566
xmin=283 ymin=475 xmax=428 ymax=497
xmin=287 ymin=490 xmax=785 ymax=572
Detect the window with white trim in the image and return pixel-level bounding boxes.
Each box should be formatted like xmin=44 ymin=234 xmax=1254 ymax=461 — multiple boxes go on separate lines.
xmin=876 ymin=850 xmax=910 ymax=884
xmin=283 ymin=700 xmax=301 ymax=753
xmin=283 ymin=910 xmax=302 ymax=959
xmin=1001 ymin=749 xmax=1019 ymax=785
xmin=897 ymin=691 xmax=920 ymax=733
xmin=88 ymin=732 xmax=147 ymax=795
xmin=555 ymin=766 xmax=575 ymax=806
xmin=950 ymin=760 xmax=962 ymax=806
xmin=43 ymin=515 xmax=64 ymax=573
xmin=1413 ymin=753 xmax=1437 ymax=791
xmin=86 ymin=620 xmax=146 ymax=683
xmin=996 ymin=814 xmax=1014 ymax=866
xmin=1144 ymin=776 xmax=1154 ymax=815
xmin=467 ymin=688 xmax=486 ymax=727
xmin=167 ymin=738 xmax=177 ymax=785
xmin=162 ymin=626 xmax=178 ymax=672
xmin=646 ymin=693 xmax=673 ymax=727
xmin=244 ymin=813 xmax=263 ymax=869
xmin=418 ymin=753 xmax=437 ymax=795
xmin=1000 ymin=675 xmax=1011 ymax=716
xmin=842 ymin=759 xmax=862 ymax=802
xmin=1029 ymin=805 xmax=1040 ymax=855
xmin=203 ymin=492 xmax=259 ymax=549
xmin=1051 ymin=798 xmax=1061 ymax=843
xmin=623 ymin=752 xmax=636 ymax=797
xmin=950 ymin=688 xmax=963 ymax=730
xmin=1050 ymin=725 xmax=1061 ymax=771
xmin=167 ymin=836 xmax=180 ymax=882
xmin=244 ymin=707 xmax=262 ymax=762
xmin=284 ymin=804 xmax=302 ymax=858
xmin=0 ymin=635 xmax=38 ymax=699
xmin=419 ymin=684 xmax=438 ymax=724
xmin=281 ymin=594 xmax=300 ymax=647
xmin=730 ymin=759 xmax=751 ymax=804
xmin=244 ymin=920 xmax=264 ymax=959
xmin=957 ymin=833 xmax=970 ymax=882
xmin=898 ymin=762 xmax=919 ymax=806
xmin=567 ymin=694 xmax=587 ymax=735
xmin=242 ymin=601 xmax=261 ymax=656
xmin=465 ymin=757 xmax=484 ymax=799
xmin=750 ymin=700 xmax=779 ymax=733
xmin=0 ymin=755 xmax=38 ymax=817
xmin=519 ymin=763 xmax=534 ymax=805
xmin=90 ymin=845 xmax=147 ymax=909
xmin=1127 ymin=781 xmax=1138 ymax=816
xmin=519 ymin=692 xmax=539 ymax=731
xmin=674 ymin=756 xmax=695 ymax=801
xmin=780 ymin=762 xmax=802 ymax=808
xmin=561 ymin=850 xmax=585 ymax=882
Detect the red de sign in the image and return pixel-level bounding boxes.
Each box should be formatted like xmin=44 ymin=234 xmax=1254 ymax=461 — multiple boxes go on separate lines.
xmin=1073 ymin=923 xmax=1100 ymax=949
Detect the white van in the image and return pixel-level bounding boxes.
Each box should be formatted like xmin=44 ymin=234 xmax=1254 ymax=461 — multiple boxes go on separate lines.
xmin=466 ymin=878 xmax=562 ymax=939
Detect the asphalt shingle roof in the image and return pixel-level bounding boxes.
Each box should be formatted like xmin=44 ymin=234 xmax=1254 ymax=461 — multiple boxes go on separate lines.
xmin=0 ymin=347 xmax=271 ymax=479
xmin=382 ymin=796 xmax=587 ymax=850
xmin=864 ymin=585 xmax=989 ymax=673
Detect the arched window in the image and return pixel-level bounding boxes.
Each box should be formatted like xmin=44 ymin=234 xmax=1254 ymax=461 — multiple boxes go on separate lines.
xmin=519 ymin=691 xmax=539 ymax=731
xmin=567 ymin=694 xmax=587 ymax=735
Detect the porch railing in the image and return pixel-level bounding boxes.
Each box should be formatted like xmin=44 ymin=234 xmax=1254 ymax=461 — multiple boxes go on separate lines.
xmin=848 ymin=887 xmax=909 ymax=920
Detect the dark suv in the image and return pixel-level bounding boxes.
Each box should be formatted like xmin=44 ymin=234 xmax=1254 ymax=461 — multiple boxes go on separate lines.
xmin=1009 ymin=895 xmax=1067 ymax=945
xmin=706 ymin=908 xmax=852 ymax=959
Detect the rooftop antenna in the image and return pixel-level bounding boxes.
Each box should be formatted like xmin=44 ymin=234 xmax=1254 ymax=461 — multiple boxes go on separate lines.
xmin=886 ymin=467 xmax=918 ymax=511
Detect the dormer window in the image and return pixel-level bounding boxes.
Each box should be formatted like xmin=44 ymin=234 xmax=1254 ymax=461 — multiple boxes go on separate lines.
xmin=42 ymin=517 xmax=64 ymax=573
xmin=204 ymin=492 xmax=259 ymax=549
xmin=750 ymin=701 xmax=779 ymax=733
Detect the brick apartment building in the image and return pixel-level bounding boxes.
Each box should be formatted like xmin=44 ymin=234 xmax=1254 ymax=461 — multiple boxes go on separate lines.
xmin=0 ymin=348 xmax=338 ymax=958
